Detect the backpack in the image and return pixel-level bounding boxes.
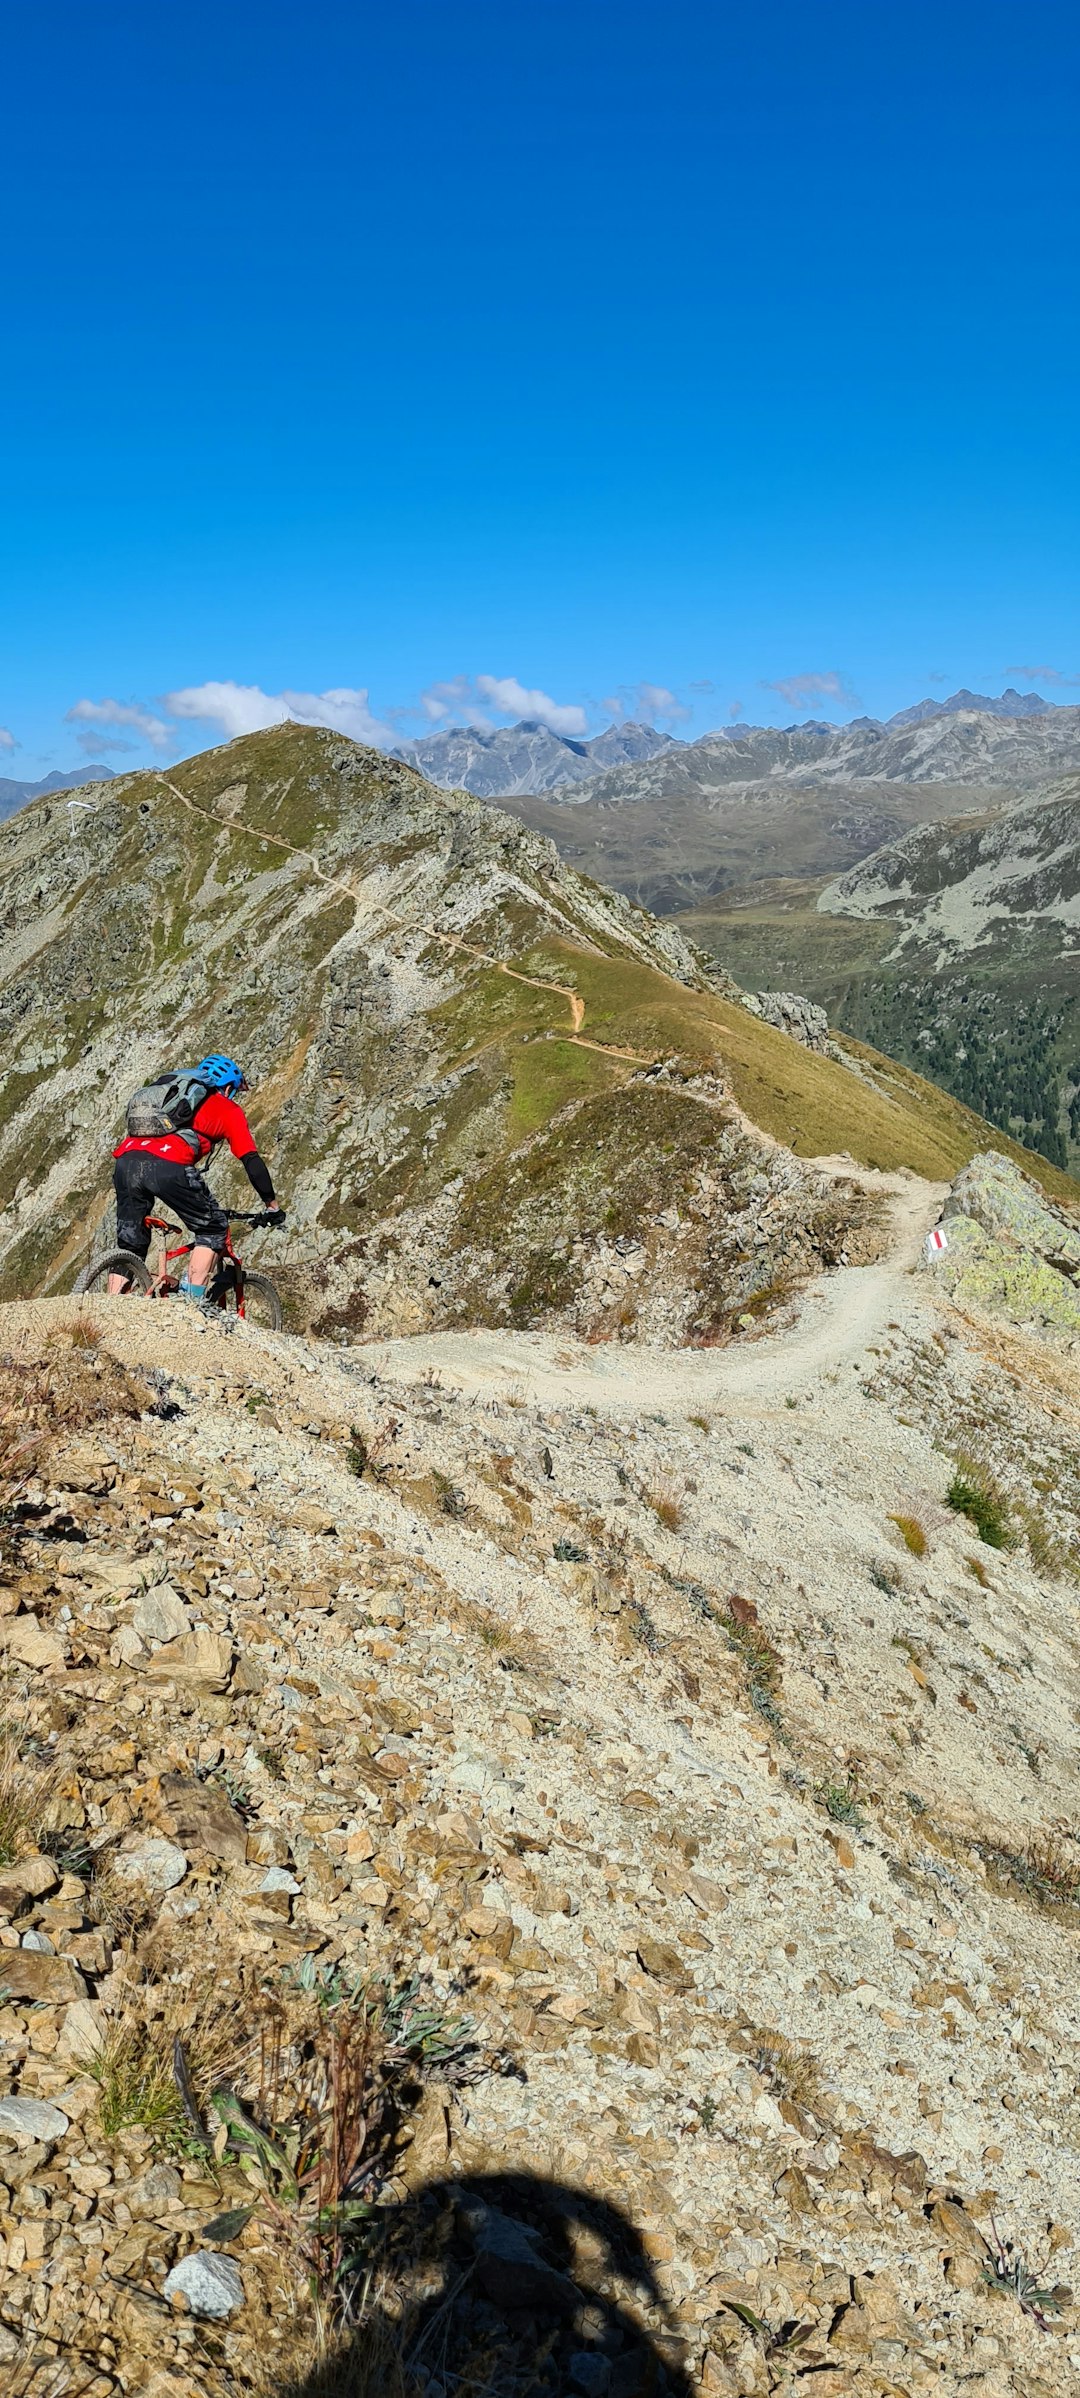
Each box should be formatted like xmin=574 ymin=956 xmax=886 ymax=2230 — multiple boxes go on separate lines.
xmin=125 ymin=1070 xmax=212 ymax=1154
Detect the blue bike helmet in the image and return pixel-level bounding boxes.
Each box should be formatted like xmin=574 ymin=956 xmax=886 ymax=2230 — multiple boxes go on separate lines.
xmin=196 ymin=1053 xmax=247 ymax=1095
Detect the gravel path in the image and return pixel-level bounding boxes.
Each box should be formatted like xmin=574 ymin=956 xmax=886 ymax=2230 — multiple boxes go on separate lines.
xmin=358 ymin=1172 xmax=946 ymax=1415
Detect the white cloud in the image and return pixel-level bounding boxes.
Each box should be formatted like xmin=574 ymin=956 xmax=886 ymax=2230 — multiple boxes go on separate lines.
xmin=761 ymin=671 xmax=855 ymax=711
xmin=1004 ymin=663 xmax=1080 ymax=687
xmin=474 ymin=676 xmax=587 ymax=737
xmin=164 ymin=681 xmax=393 ymax=746
xmin=601 ymin=681 xmax=690 ymax=726
xmin=0 ymin=727 xmax=16 ymax=755
xmin=66 ymin=696 xmax=173 ymax=750
xmin=412 ymin=673 xmax=588 ymax=738
xmin=419 ymin=676 xmax=474 ymax=724
xmin=75 ymin=730 xmax=141 ymax=755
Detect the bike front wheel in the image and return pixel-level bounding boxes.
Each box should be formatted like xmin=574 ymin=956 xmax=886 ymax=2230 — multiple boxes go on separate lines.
xmin=218 ymin=1272 xmax=283 ymax=1331
xmin=74 ymin=1249 xmax=154 ymax=1297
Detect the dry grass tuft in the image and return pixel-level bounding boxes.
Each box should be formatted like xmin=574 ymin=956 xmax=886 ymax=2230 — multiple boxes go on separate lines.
xmin=889 ymin=1512 xmax=927 ymax=1557
xmin=0 ymin=1728 xmax=57 ymax=1867
xmin=88 ymin=1956 xmax=249 ymax=2142
xmin=745 ymin=2027 xmax=822 ymax=2117
xmin=64 ymin=1307 xmax=105 ymax=1351
xmin=258 ymin=2302 xmax=416 ymax=2398
xmin=643 ymin=1476 xmax=683 ymax=1532
xmin=980 ymin=1831 xmax=1080 ymax=1916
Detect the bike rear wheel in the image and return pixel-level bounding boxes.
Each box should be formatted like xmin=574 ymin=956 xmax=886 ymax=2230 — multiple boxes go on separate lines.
xmin=74 ymin=1249 xmax=154 ymax=1297
xmin=218 ymin=1272 xmax=283 ymax=1331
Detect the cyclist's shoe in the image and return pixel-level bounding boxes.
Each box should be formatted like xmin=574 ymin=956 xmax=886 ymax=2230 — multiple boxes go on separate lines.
xmin=176 ymin=1278 xmax=216 ymax=1314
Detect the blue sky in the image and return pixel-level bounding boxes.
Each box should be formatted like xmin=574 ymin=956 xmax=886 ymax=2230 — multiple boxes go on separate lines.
xmin=3 ymin=0 xmax=1080 ymax=775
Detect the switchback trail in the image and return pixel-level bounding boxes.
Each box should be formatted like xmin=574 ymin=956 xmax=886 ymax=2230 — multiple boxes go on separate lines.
xmin=359 ymin=1175 xmax=945 ymax=1418
xmin=160 ymin=777 xmax=646 ymax=1063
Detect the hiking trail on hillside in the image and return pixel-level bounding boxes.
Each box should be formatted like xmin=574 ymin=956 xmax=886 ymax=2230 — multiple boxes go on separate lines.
xmin=359 ymin=1171 xmax=944 ymax=1413
xmin=160 ymin=773 xmax=650 ymax=1064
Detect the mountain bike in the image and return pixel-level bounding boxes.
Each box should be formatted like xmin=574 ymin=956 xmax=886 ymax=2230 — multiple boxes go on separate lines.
xmin=73 ymin=1209 xmax=284 ymax=1329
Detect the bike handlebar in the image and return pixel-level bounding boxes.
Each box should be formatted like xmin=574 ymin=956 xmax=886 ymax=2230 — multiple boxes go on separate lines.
xmin=228 ymin=1209 xmax=285 ymax=1227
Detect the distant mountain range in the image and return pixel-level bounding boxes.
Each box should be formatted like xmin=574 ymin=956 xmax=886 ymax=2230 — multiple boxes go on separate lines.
xmin=885 ymin=685 xmax=1059 ymax=727
xmin=694 ymin=779 xmax=1080 ymax=1174
xmin=391 ymin=691 xmax=1070 ymax=800
xmin=391 ymin=718 xmax=676 ymax=797
xmin=0 ymin=762 xmax=116 ymax=825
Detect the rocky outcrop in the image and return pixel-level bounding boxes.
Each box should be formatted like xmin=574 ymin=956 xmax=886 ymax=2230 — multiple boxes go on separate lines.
xmin=741 ymin=990 xmax=831 ymax=1052
xmin=932 ymin=1150 xmax=1080 ymax=1337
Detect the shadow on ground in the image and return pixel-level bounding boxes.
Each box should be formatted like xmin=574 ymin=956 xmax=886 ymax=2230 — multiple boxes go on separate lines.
xmin=288 ymin=2170 xmax=694 ymax=2397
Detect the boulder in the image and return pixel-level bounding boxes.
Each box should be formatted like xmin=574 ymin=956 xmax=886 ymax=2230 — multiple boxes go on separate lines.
xmin=157 ymin=1772 xmax=247 ymax=1865
xmin=133 ymin=1584 xmax=192 ymax=1644
xmin=458 ymin=2198 xmax=580 ymax=2318
xmin=0 ymin=1854 xmax=59 ymax=1915
xmin=0 ymin=2095 xmax=70 ymax=2143
xmin=943 ymin=1151 xmax=1080 ymax=1275
xmin=113 ymin=1837 xmax=188 ymax=1894
xmin=743 ymin=990 xmax=831 ymax=1052
xmin=163 ymin=2250 xmax=245 ymax=2319
xmin=0 ymin=1950 xmax=86 ymax=2003
xmin=1 ymin=1613 xmax=64 ymax=1670
xmin=147 ymin=1630 xmax=233 ymax=1690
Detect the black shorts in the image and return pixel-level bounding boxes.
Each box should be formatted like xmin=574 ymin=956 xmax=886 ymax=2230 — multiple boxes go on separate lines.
xmin=113 ymin=1151 xmax=229 ymax=1258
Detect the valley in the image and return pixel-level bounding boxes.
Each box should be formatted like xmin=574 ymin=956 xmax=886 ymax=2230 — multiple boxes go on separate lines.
xmin=4 ymin=723 xmax=1070 ymax=1356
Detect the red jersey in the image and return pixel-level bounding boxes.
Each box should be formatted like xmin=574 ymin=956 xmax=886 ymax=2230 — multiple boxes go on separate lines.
xmin=113 ymin=1093 xmax=258 ymax=1166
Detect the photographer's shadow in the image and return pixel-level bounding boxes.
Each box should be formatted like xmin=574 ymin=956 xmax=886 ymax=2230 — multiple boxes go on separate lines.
xmin=292 ymin=2168 xmax=693 ymax=2397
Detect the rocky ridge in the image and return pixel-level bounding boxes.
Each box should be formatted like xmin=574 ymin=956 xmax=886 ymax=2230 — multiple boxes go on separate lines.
xmin=4 ymin=722 xmax=1061 ymax=1346
xmin=392 ymin=719 xmax=678 ymax=798
xmin=1 ymin=1151 xmax=1079 ymax=2394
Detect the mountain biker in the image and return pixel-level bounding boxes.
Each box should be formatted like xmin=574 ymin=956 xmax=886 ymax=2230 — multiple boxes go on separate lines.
xmin=110 ymin=1054 xmax=285 ymax=1306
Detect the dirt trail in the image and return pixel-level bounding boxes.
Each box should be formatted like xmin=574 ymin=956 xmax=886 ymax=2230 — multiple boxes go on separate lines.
xmin=360 ymin=1174 xmax=945 ymax=1417
xmin=160 ymin=777 xmax=651 ymax=1064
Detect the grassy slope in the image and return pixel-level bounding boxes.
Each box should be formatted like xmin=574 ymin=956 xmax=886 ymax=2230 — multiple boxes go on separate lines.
xmin=680 ymin=884 xmax=1080 ymax=1180
xmin=465 ymin=933 xmax=1078 ymax=1197
xmin=1 ymin=726 xmax=1075 ymax=1314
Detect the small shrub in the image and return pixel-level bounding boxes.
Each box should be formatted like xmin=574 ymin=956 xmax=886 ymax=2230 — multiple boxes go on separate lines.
xmin=815 ymin=1773 xmax=865 ymax=1830
xmin=721 ymin=1595 xmax=783 ymax=1728
xmin=345 ymin=1416 xmax=402 ymax=1483
xmin=946 ymin=1458 xmax=1015 ymax=1549
xmin=966 ymin=1552 xmax=991 ymax=1587
xmin=981 ymin=1832 xmax=1080 ymax=1914
xmin=1014 ymin=1503 xmax=1072 ymax=1578
xmin=982 ymin=2225 xmax=1065 ymax=2327
xmin=889 ymin=1513 xmax=927 ymax=1557
xmin=553 ymin=1538 xmax=588 ymax=1563
xmin=687 ymin=1413 xmax=711 ymax=1433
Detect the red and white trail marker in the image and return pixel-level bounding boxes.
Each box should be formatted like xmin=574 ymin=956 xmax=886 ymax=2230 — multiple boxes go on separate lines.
xmin=925 ymin=1224 xmax=949 ymax=1259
